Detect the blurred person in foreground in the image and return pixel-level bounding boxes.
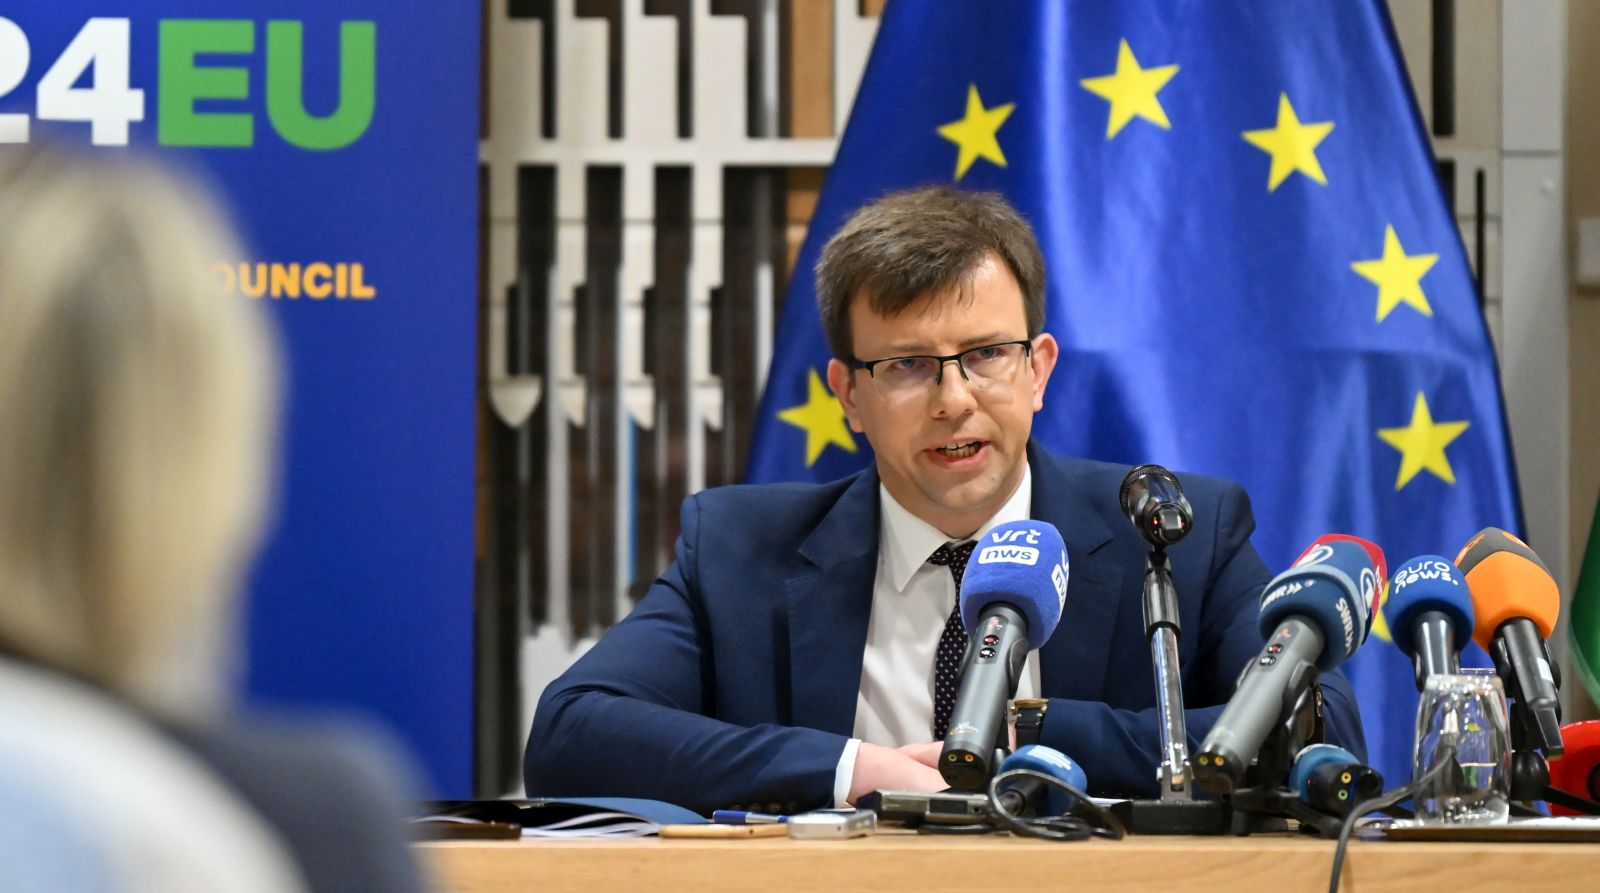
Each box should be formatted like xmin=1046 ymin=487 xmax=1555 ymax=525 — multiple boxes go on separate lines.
xmin=0 ymin=145 xmax=428 ymax=893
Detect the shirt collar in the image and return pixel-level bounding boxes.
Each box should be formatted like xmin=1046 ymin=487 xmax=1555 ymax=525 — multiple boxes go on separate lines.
xmin=878 ymin=461 xmax=1033 ymax=593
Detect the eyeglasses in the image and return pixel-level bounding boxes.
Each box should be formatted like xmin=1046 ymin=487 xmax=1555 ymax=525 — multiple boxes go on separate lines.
xmin=849 ymin=339 xmax=1034 ymax=400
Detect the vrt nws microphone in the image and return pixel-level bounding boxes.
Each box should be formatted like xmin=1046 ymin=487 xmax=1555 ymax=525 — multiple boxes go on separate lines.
xmin=1455 ymin=528 xmax=1564 ymax=755
xmin=1382 ymin=555 xmax=1475 ymax=690
xmin=1193 ymin=536 xmax=1382 ymax=794
xmin=939 ymin=520 xmax=1068 ymax=791
xmin=1120 ymin=464 xmax=1193 ymax=547
xmin=995 ymin=744 xmax=1088 ymax=817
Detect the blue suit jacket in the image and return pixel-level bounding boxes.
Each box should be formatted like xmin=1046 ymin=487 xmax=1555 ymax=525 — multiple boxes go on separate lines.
xmin=526 ymin=446 xmax=1366 ymax=814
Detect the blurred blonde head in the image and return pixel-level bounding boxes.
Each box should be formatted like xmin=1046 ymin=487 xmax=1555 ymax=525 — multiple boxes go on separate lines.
xmin=0 ymin=146 xmax=279 ymax=716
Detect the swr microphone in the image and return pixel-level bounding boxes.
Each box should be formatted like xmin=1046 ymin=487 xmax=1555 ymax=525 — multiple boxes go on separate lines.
xmin=1295 ymin=534 xmax=1388 ymax=634
xmin=1288 ymin=743 xmax=1382 ymax=815
xmin=1120 ymin=464 xmax=1192 ymax=547
xmin=939 ymin=520 xmax=1068 ymax=791
xmin=1382 ymin=555 xmax=1475 ymax=690
xmin=1455 ymin=528 xmax=1563 ymax=755
xmin=995 ymin=744 xmax=1087 ymax=817
xmin=1193 ymin=536 xmax=1381 ymax=794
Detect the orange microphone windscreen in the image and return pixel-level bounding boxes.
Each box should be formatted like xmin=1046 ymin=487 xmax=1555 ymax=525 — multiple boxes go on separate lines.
xmin=1454 ymin=527 xmax=1560 ymax=649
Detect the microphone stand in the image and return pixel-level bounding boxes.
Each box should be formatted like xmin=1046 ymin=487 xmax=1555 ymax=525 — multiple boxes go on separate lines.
xmin=1223 ymin=669 xmax=1333 ymax=836
xmin=1490 ymin=637 xmax=1563 ymax=808
xmin=1109 ymin=547 xmax=1232 ymax=835
xmin=1144 ymin=548 xmax=1190 ymax=800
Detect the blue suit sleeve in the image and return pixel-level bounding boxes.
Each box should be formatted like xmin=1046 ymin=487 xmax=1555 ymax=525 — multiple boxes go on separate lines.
xmin=524 ymin=493 xmax=849 ymax=815
xmin=1039 ymin=483 xmax=1367 ymax=796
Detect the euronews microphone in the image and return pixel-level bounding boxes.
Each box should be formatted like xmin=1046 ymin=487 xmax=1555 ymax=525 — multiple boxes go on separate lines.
xmin=1382 ymin=555 xmax=1475 ymax=690
xmin=1455 ymin=528 xmax=1563 ymax=755
xmin=1192 ymin=536 xmax=1381 ymax=794
xmin=939 ymin=520 xmax=1068 ymax=791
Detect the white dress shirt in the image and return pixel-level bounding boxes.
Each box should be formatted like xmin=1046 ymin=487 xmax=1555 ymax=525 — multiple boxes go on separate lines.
xmin=832 ymin=463 xmax=1042 ymax=804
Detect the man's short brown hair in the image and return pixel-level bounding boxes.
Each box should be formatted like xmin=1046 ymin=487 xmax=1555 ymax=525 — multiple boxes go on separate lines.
xmin=814 ymin=185 xmax=1046 ymax=360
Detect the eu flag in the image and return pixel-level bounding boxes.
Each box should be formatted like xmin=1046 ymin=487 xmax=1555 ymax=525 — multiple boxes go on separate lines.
xmin=747 ymin=1 xmax=1522 ymax=787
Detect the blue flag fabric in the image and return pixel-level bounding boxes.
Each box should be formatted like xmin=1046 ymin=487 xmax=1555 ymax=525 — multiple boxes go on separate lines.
xmin=747 ymin=1 xmax=1522 ymax=789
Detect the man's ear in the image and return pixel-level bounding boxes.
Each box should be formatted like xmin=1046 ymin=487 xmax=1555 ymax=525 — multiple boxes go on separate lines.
xmin=827 ymin=358 xmax=866 ymax=433
xmin=1028 ymin=334 xmax=1060 ymax=413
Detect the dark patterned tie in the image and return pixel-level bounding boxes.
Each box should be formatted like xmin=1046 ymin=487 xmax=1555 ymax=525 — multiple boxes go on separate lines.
xmin=928 ymin=540 xmax=976 ymax=740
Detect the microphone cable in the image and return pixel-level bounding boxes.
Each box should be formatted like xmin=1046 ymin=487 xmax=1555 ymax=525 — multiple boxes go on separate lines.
xmin=1326 ymin=739 xmax=1493 ymax=893
xmin=983 ymin=768 xmax=1126 ymax=842
xmin=1542 ymin=785 xmax=1600 ymax=815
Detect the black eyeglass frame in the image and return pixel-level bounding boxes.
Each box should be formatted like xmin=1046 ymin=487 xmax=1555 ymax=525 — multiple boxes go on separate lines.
xmin=848 ymin=339 xmax=1035 ymax=386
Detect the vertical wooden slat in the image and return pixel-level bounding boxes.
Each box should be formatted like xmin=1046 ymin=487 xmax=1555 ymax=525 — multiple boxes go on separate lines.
xmin=1437 ymin=158 xmax=1457 ymax=216
xmin=473 ymin=162 xmax=498 ymax=796
xmin=645 ymin=0 xmax=695 ymax=138
xmin=783 ymin=0 xmax=833 ymax=138
xmin=508 ymin=0 xmax=558 ymax=138
xmin=784 ymin=166 xmax=826 ymax=272
xmin=571 ymin=168 xmax=624 ymax=634
xmin=634 ymin=167 xmax=694 ymax=597
xmin=519 ymin=167 xmax=556 ymax=629
xmin=574 ymin=0 xmax=626 ymax=138
xmin=1431 ymin=0 xmax=1456 ymax=137
xmin=1474 ymin=166 xmax=1487 ymax=310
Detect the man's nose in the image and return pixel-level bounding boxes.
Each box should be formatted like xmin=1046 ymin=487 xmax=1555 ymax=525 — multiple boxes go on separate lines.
xmin=930 ymin=358 xmax=978 ymax=415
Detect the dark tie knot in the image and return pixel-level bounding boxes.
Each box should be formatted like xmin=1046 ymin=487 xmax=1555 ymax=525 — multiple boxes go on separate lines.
xmin=927 ymin=540 xmax=976 ymax=569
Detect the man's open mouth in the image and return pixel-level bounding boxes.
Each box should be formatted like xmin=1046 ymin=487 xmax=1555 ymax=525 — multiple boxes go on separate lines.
xmin=935 ymin=441 xmax=982 ymax=459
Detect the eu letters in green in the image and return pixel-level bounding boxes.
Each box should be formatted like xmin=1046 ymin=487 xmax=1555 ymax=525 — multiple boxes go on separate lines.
xmin=158 ymin=20 xmax=376 ymax=150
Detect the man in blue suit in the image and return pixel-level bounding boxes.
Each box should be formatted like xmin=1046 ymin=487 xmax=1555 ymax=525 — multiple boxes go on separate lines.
xmin=526 ymin=186 xmax=1365 ymax=815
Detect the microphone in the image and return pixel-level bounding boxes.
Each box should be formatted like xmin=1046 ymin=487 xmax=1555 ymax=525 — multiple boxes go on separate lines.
xmin=1121 ymin=463 xmax=1195 ymax=796
xmin=1548 ymin=721 xmax=1600 ymax=816
xmin=1288 ymin=743 xmax=1382 ymax=816
xmin=1454 ymin=527 xmax=1564 ymax=755
xmin=1119 ymin=464 xmax=1193 ymax=547
xmin=1193 ymin=536 xmax=1382 ymax=794
xmin=994 ymin=744 xmax=1087 ymax=817
xmin=1382 ymin=555 xmax=1475 ymax=690
xmin=1295 ymin=534 xmax=1388 ymax=634
xmin=939 ymin=520 xmax=1068 ymax=791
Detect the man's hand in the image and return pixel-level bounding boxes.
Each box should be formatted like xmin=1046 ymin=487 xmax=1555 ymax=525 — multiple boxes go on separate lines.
xmin=846 ymin=742 xmax=947 ymax=804
xmin=896 ymin=740 xmax=943 ymax=768
xmin=896 ymin=720 xmax=1018 ymax=770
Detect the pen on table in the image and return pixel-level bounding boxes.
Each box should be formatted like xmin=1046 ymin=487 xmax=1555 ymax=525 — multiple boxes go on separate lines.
xmin=711 ymin=810 xmax=788 ymax=825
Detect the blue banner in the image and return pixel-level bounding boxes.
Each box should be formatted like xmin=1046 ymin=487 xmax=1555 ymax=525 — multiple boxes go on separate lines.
xmin=1 ymin=3 xmax=479 ymax=794
xmin=749 ymin=0 xmax=1521 ymax=788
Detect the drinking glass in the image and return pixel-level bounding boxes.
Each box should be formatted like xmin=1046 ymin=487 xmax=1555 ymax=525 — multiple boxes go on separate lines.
xmin=1411 ymin=671 xmax=1511 ymax=824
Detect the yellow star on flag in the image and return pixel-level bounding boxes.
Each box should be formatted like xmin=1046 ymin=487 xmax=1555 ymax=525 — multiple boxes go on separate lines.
xmin=1351 ymin=225 xmax=1440 ymax=322
xmin=1377 ymin=392 xmax=1471 ymax=490
xmin=1079 ymin=39 xmax=1180 ymax=139
xmin=937 ymin=84 xmax=1015 ymax=181
xmin=1241 ymin=93 xmax=1335 ymax=191
xmin=777 ymin=368 xmax=859 ymax=467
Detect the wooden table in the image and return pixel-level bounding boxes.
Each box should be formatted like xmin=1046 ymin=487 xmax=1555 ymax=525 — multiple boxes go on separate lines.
xmin=418 ymin=830 xmax=1600 ymax=892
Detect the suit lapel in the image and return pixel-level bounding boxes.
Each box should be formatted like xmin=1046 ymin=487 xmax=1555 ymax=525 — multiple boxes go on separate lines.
xmin=1029 ymin=445 xmax=1123 ymax=701
xmin=786 ymin=469 xmax=880 ymax=737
